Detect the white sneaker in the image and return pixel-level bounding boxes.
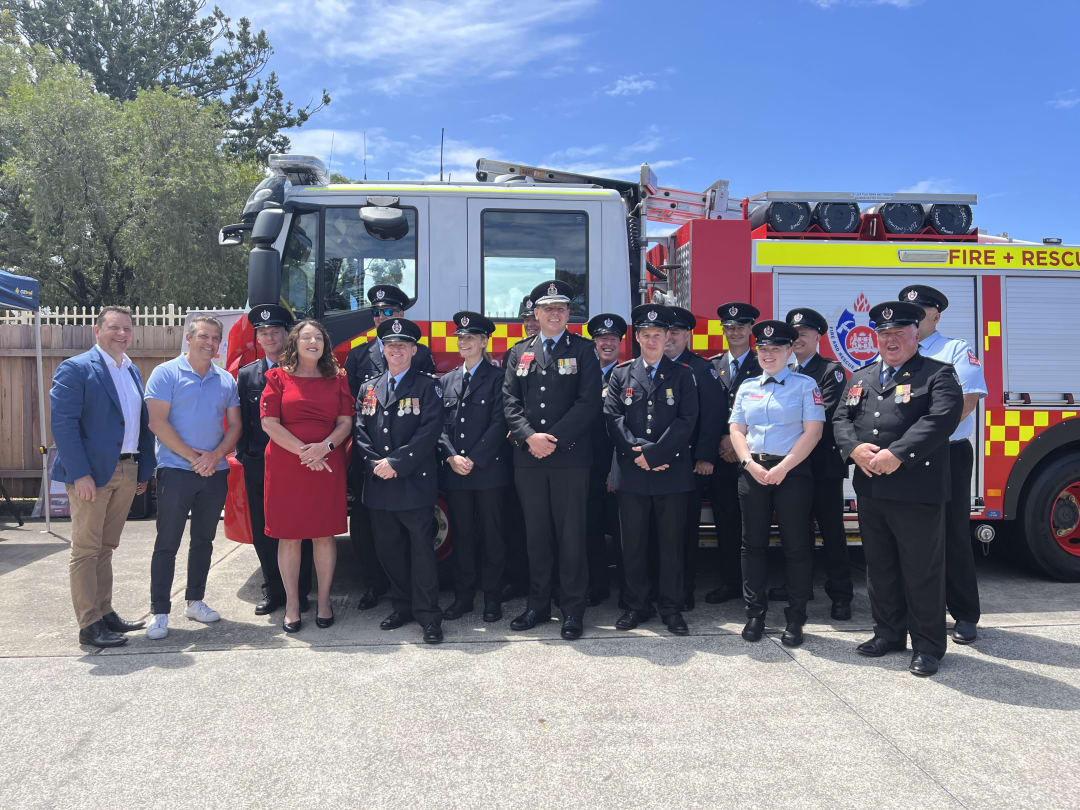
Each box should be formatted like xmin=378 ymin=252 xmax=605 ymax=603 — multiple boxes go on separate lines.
xmin=146 ymin=614 xmax=169 ymax=640
xmin=184 ymin=600 xmax=221 ymax=623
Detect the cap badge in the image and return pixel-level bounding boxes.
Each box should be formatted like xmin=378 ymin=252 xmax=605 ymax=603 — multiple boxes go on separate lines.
xmin=647 ymin=310 xmax=657 ymax=321
xmin=391 ymin=320 xmax=402 ymax=334
xmin=603 ymin=318 xmax=613 ymax=328
xmin=460 ymin=316 xmax=470 ymax=327
xmin=260 ymin=309 xmax=270 ymax=321
xmin=882 ymin=307 xmax=894 ymax=320
xmin=792 ymin=312 xmax=802 ymax=323
xmin=547 ymin=282 xmax=558 ymax=296
xmin=525 ymin=299 xmax=532 ymax=309
xmin=906 ymin=290 xmax=918 ymax=301
xmin=728 ymin=306 xmax=738 ymax=316
xmin=763 ymin=325 xmax=774 ymax=337
xmin=376 ymin=289 xmax=385 ymax=300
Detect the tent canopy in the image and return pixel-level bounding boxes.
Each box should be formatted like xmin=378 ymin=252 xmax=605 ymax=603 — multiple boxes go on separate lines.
xmin=0 ymin=268 xmax=39 ymax=311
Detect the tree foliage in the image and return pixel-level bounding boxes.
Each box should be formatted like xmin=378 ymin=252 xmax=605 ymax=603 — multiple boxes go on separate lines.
xmin=6 ymin=0 xmax=328 ymax=161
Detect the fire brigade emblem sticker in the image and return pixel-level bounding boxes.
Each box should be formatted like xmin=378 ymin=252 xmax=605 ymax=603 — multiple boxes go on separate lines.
xmin=828 ymin=293 xmax=879 ymax=371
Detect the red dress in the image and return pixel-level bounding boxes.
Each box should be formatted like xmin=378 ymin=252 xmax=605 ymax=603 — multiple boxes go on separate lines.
xmin=260 ymin=368 xmax=354 ymax=539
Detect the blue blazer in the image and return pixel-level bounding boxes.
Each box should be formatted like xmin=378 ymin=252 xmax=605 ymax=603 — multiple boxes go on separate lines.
xmin=50 ymin=348 xmax=156 ymax=486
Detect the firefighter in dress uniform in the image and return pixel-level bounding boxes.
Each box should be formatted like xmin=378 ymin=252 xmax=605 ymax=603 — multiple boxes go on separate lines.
xmin=344 ymin=284 xmax=435 ymax=611
xmin=729 ymin=320 xmax=825 ymax=647
xmin=236 ymin=304 xmax=313 ymax=615
xmin=606 ymin=305 xmax=698 ymax=636
xmin=706 ymin=301 xmax=761 ymax=604
xmin=353 ymin=317 xmax=446 ymax=644
xmin=438 ymin=311 xmax=512 ymax=624
xmin=503 ymin=279 xmax=602 ymax=641
xmin=899 ymin=284 xmax=987 ymax=645
xmin=664 ymin=306 xmax=725 ymax=610
xmin=832 ymin=301 xmax=963 ymax=676
xmin=585 ymin=312 xmax=628 ymax=606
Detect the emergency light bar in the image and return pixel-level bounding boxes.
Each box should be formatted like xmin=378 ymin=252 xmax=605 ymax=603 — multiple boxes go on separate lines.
xmin=268 ymin=154 xmax=330 ymax=186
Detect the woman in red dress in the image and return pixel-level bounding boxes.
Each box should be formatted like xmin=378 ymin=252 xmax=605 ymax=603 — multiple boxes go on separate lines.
xmin=261 ymin=320 xmax=354 ymax=632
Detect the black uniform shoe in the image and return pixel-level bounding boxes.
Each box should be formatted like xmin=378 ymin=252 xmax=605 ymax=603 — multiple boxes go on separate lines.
xmin=586 ymin=590 xmax=610 ymax=607
xmin=442 ymin=599 xmax=474 ymax=620
xmin=909 ymin=651 xmax=939 ymax=677
xmin=951 ymin=620 xmax=977 ymax=644
xmin=282 ymin=617 xmax=302 ymax=633
xmin=741 ymin=616 xmax=765 ymax=642
xmin=705 ymin=583 xmax=739 ymax=604
xmin=79 ymin=620 xmax=127 ymax=648
xmin=615 ymin=609 xmax=650 ymax=631
xmin=781 ymin=622 xmax=804 ymax=647
xmin=423 ymin=623 xmax=444 ymax=644
xmin=254 ymin=596 xmax=281 ymax=616
xmin=856 ymin=636 xmax=907 ymax=657
xmin=830 ymin=600 xmax=852 ymax=621
xmin=665 ymin=613 xmax=690 ymax=636
xmin=682 ymin=593 xmax=696 ymax=612
xmin=482 ymin=600 xmax=503 ymax=622
xmin=101 ymin=611 xmax=146 ymax=633
xmin=561 ymin=615 xmax=584 ymax=640
xmin=356 ymin=589 xmax=383 ymax=611
xmin=510 ymin=609 xmax=550 ymax=631
xmin=500 ymin=582 xmax=528 ymax=603
xmin=380 ymin=611 xmax=412 ymax=630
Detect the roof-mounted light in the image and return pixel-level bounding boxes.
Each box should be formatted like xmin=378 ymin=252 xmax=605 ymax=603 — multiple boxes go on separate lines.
xmin=268 ymin=154 xmax=330 ymax=186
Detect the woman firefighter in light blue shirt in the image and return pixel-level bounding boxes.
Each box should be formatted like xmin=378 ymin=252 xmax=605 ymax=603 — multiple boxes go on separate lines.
xmin=729 ymin=320 xmax=826 ymax=648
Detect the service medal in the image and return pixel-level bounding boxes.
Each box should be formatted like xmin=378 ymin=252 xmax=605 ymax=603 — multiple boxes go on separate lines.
xmin=665 ymin=387 xmax=674 ymax=406
xmin=894 ymin=385 xmax=907 ymax=404
xmin=624 ymin=386 xmax=634 ymax=406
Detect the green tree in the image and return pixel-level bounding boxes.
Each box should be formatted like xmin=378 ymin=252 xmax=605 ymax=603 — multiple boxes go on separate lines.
xmin=6 ymin=0 xmax=328 ymax=160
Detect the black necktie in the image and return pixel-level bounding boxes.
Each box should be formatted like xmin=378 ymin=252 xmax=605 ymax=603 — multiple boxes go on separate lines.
xmin=792 ymin=364 xmax=802 ymax=374
xmin=881 ymin=366 xmax=895 ymax=387
xmin=731 ymin=358 xmax=739 ymax=378
xmin=764 ymin=376 xmax=784 ymax=385
xmin=388 ymin=376 xmax=397 ymax=396
xmin=544 ymin=338 xmax=555 ymax=364
xmin=461 ymin=370 xmax=471 ymax=394
xmin=645 ymin=364 xmax=655 ymax=380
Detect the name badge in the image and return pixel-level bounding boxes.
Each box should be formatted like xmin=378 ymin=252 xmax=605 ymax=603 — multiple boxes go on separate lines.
xmin=517 ymin=352 xmax=535 ymax=377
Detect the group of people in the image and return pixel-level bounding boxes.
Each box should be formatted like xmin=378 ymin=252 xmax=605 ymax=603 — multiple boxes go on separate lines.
xmin=51 ymin=277 xmax=986 ymax=677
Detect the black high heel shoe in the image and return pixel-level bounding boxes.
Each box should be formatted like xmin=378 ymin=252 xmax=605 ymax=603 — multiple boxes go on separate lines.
xmin=316 ymin=608 xmax=334 ymax=629
xmin=283 ymin=617 xmax=302 ymax=633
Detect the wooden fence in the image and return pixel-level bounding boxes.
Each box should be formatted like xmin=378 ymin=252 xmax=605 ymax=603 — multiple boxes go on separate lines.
xmin=0 ymin=309 xmax=212 ymax=497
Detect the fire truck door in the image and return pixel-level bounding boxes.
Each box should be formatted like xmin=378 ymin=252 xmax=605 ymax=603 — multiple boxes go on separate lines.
xmin=774 ymin=272 xmax=983 ymax=508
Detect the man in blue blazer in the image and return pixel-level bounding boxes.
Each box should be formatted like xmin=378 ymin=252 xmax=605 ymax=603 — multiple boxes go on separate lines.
xmin=50 ymin=306 xmax=156 ymax=648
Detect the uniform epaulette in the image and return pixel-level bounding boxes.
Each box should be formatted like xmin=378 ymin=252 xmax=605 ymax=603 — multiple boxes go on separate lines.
xmin=707 ymin=352 xmax=726 ymax=362
xmin=512 ymin=335 xmax=534 ymax=346
xmin=616 ymin=359 xmax=634 ymax=368
xmin=239 ymin=359 xmax=260 ymax=372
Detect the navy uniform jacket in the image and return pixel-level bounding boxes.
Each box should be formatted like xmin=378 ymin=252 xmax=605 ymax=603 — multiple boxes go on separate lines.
xmin=797 ymin=353 xmax=849 ymax=480
xmin=503 ymin=331 xmax=602 ymax=468
xmin=438 ymin=360 xmax=512 ymax=490
xmin=673 ymin=346 xmax=725 ymax=463
xmin=236 ymin=358 xmax=272 ymax=465
xmin=832 ymin=354 xmax=963 ymax=504
xmin=590 ymin=363 xmax=618 ymax=479
xmin=709 ymin=349 xmax=761 ymax=403
xmin=353 ymin=367 xmax=443 ymax=511
xmin=605 ymin=355 xmax=698 ymax=496
xmin=345 ymin=339 xmax=435 ymax=399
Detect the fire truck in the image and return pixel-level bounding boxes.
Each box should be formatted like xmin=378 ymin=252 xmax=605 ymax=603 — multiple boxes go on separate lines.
xmin=220 ymin=154 xmax=1080 ymax=582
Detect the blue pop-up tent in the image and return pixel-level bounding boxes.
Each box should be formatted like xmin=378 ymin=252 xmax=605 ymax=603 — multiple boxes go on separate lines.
xmin=0 ymin=269 xmax=44 ymax=528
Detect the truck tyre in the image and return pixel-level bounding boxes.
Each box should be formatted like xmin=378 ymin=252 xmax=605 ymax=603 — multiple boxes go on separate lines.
xmin=1020 ymin=454 xmax=1080 ymax=582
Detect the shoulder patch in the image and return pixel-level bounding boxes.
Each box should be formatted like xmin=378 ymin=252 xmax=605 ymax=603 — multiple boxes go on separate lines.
xmin=812 ymin=388 xmax=824 ymax=406
xmin=966 ymin=349 xmax=981 ymax=367
xmin=834 ymin=368 xmax=844 ymax=383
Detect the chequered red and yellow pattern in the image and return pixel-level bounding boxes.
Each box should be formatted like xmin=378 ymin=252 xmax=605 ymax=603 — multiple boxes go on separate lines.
xmin=985 ymin=409 xmax=1078 ymax=458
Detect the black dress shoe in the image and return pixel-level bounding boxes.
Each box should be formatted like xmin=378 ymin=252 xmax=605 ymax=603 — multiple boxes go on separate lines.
xmin=316 ymin=608 xmax=334 ymax=629
xmin=665 ymin=613 xmax=689 ymax=636
xmin=510 ymin=608 xmax=549 ymax=631
xmin=380 ymin=611 xmax=412 ymax=630
xmin=909 ymin=651 xmax=940 ymax=677
xmin=781 ymin=622 xmax=804 ymax=647
xmin=357 ymin=589 xmax=383 ymax=611
xmin=442 ymin=599 xmax=474 ymax=620
xmin=282 ymin=617 xmax=302 ymax=633
xmin=79 ymin=620 xmax=127 ymax=648
xmin=856 ymin=635 xmax=907 ymax=657
xmin=482 ymin=600 xmax=503 ymax=622
xmin=561 ymin=615 xmax=583 ymax=640
xmin=101 ymin=611 xmax=146 ymax=633
xmin=586 ymin=590 xmax=609 ymax=607
xmin=615 ymin=609 xmax=650 ymax=631
xmin=951 ymin=620 xmax=977 ymax=644
xmin=682 ymin=593 xmax=696 ymax=612
xmin=423 ymin=623 xmax=444 ymax=644
xmin=705 ymin=584 xmax=738 ymax=604
xmin=830 ymin=600 xmax=852 ymax=621
xmin=741 ymin=616 xmax=765 ymax=642
xmin=254 ymin=596 xmax=281 ymax=616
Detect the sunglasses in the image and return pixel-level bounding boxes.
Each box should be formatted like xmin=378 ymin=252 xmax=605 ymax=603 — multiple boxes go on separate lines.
xmin=373 ymin=307 xmax=402 ymax=317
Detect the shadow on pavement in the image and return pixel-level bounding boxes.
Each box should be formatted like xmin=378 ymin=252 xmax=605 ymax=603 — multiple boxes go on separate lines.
xmin=0 ymin=539 xmax=68 ymax=576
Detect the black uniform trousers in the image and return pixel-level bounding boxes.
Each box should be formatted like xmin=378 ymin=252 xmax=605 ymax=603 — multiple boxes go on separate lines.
xmin=945 ymin=440 xmax=980 ymax=623
xmin=619 ymin=491 xmax=687 ymax=618
xmin=739 ymin=461 xmax=814 ymax=623
xmin=811 ymin=476 xmax=853 ymax=603
xmin=502 ymin=492 xmax=530 ymax=592
xmin=348 ymin=468 xmax=389 ymax=593
xmin=446 ymin=487 xmax=507 ymax=602
xmin=585 ymin=468 xmax=614 ymax=597
xmin=242 ymin=459 xmax=312 ymax=602
xmin=711 ymin=465 xmax=744 ymax=589
xmin=682 ymin=473 xmax=709 ymax=601
xmin=858 ymin=494 xmax=947 ymax=659
xmin=370 ymin=505 xmax=442 ymax=626
xmin=515 ymin=466 xmax=590 ymax=618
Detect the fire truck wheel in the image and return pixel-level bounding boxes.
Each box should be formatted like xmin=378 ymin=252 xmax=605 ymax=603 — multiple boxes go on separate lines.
xmin=1020 ymin=454 xmax=1080 ymax=582
xmin=434 ymin=497 xmax=454 ymax=590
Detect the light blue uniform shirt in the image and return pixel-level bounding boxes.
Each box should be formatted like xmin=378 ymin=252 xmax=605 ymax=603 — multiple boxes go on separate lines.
xmin=729 ymin=366 xmax=825 ymax=455
xmin=919 ymin=330 xmax=987 ymax=442
xmin=144 ymin=355 xmax=240 ymax=471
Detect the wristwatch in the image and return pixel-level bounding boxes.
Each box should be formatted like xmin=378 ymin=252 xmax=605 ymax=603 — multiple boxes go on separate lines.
xmin=326 ymin=441 xmax=335 ymax=452
xmin=740 ymin=458 xmax=751 ymax=469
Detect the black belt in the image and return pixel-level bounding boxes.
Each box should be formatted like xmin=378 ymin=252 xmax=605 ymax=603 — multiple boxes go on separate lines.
xmin=118 ymin=453 xmax=140 ymax=461
xmin=751 ymin=452 xmax=785 ymax=468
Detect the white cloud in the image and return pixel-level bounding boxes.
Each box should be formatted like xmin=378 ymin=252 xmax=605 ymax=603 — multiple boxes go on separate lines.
xmin=898 ymin=178 xmax=954 ymax=194
xmin=560 ymin=158 xmax=693 ymax=181
xmin=604 ymin=74 xmax=657 ymax=96
xmin=1048 ymin=90 xmax=1080 ymax=110
xmin=481 ymin=113 xmax=513 ymax=124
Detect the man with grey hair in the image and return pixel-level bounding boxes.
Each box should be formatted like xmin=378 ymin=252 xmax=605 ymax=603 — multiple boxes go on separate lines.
xmin=143 ymin=315 xmax=241 ymax=639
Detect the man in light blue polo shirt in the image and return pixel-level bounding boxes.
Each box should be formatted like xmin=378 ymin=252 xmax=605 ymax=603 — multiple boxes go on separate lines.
xmin=143 ymin=315 xmax=241 ymax=640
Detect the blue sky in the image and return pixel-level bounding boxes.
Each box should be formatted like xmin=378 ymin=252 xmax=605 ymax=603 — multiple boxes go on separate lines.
xmin=222 ymin=0 xmax=1080 ymax=243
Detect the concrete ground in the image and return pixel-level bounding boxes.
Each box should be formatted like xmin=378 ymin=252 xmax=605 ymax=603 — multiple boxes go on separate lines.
xmin=0 ymin=518 xmax=1077 ymax=810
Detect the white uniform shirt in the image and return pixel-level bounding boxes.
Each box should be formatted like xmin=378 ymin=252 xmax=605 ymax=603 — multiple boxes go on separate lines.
xmin=94 ymin=344 xmax=141 ymax=453
xmin=919 ymin=330 xmax=987 ymax=442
